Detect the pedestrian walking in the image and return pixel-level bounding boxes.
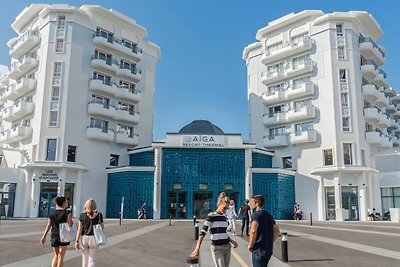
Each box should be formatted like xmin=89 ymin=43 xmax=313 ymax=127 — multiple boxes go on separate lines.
xmin=226 ymin=200 xmax=238 ymax=235
xmin=40 ymin=196 xmax=73 ymax=267
xmin=75 ymin=198 xmax=104 ymax=267
xmin=190 ymin=192 xmax=238 ymax=267
xmin=238 ymin=199 xmax=251 ymax=236
xmin=248 ymin=195 xmax=280 ymax=267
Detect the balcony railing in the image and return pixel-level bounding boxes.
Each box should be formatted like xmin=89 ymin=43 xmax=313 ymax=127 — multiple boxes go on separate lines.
xmin=359 ymin=37 xmax=385 ymax=58
xmin=93 ymin=32 xmax=143 ymax=54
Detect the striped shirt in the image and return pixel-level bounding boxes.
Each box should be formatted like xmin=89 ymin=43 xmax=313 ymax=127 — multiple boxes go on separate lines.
xmin=200 ymin=212 xmax=230 ymax=246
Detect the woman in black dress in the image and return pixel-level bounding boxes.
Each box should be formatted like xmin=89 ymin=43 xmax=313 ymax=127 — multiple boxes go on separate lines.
xmin=40 ymin=196 xmax=73 ymax=267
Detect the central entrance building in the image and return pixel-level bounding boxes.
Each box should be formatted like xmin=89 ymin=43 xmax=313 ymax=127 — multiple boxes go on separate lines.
xmin=106 ymin=120 xmax=295 ymax=219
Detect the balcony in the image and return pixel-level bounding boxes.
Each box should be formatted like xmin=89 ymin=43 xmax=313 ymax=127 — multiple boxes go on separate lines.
xmin=362 ymin=84 xmax=382 ymax=102
xmin=87 ymin=102 xmax=116 ymax=119
xmin=285 ymin=59 xmax=314 ymax=79
xmin=91 ymin=55 xmax=119 ymax=74
xmin=12 ymin=77 xmax=36 ymax=100
xmin=374 ymin=69 xmax=388 ymax=87
xmin=365 ymin=131 xmax=385 ymax=146
xmin=118 ymin=66 xmax=142 ymax=83
xmin=364 ymin=107 xmax=391 ymax=128
xmin=393 ymin=109 xmax=400 ymax=119
xmin=92 ymin=32 xmax=142 ymax=62
xmin=9 ymin=30 xmax=40 ymax=59
xmin=393 ymin=137 xmax=400 ymax=146
xmin=392 ymin=94 xmax=400 ymax=105
xmin=0 ymin=75 xmax=9 ymax=86
xmin=287 ymin=105 xmax=317 ymax=122
xmin=116 ymin=87 xmax=141 ymax=103
xmin=261 ymin=36 xmax=312 ymax=64
xmin=3 ymin=101 xmax=34 ymax=122
xmin=290 ymin=129 xmax=317 ymax=144
xmin=1 ymin=126 xmax=33 ymax=143
xmin=263 ymin=112 xmax=287 ymax=126
xmin=382 ymin=135 xmax=393 ymax=148
xmin=375 ymin=93 xmax=389 ymax=108
xmin=385 ymin=104 xmax=396 ymax=114
xmin=263 ymin=134 xmax=289 ymax=148
xmin=287 ymin=82 xmax=315 ymax=100
xmin=262 ymin=90 xmax=286 ymax=105
xmin=114 ymin=109 xmax=140 ymax=124
xmin=115 ymin=132 xmax=139 ymax=146
xmin=361 ymin=60 xmax=378 ymax=80
xmin=388 ymin=118 xmax=399 ymax=131
xmin=89 ymin=79 xmax=118 ymax=97
xmin=86 ymin=126 xmax=114 ymax=142
xmin=359 ymin=37 xmax=385 ymax=65
xmin=261 ymin=69 xmax=285 ymax=85
xmin=383 ymin=87 xmax=397 ymax=98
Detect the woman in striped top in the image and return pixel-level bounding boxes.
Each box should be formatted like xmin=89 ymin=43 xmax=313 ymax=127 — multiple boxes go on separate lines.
xmin=190 ymin=192 xmax=238 ymax=267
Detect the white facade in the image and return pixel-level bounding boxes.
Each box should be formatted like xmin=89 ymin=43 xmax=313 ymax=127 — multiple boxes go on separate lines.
xmin=243 ymin=10 xmax=399 ymax=221
xmin=0 ymin=4 xmax=160 ymax=218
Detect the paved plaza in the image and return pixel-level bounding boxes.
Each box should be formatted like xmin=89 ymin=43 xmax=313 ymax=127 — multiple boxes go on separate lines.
xmin=0 ymin=218 xmax=399 ymax=266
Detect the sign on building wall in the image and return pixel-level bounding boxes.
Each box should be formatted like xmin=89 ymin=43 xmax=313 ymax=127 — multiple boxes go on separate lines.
xmin=39 ymin=170 xmax=59 ymax=181
xmin=182 ymin=135 xmax=225 ymax=147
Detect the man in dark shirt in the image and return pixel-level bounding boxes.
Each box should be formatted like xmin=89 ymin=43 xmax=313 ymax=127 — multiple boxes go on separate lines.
xmin=238 ymin=199 xmax=251 ymax=236
xmin=248 ymin=195 xmax=280 ymax=267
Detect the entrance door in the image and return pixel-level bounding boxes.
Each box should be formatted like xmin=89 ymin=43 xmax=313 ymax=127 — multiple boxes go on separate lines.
xmin=168 ymin=192 xmax=186 ymax=219
xmin=38 ymin=192 xmax=58 ymax=217
xmin=342 ymin=186 xmax=359 ymax=221
xmin=193 ymin=192 xmax=213 ymax=219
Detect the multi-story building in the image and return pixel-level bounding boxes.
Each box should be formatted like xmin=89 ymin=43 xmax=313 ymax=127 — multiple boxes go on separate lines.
xmin=0 ymin=4 xmax=160 ymax=218
xmin=243 ymin=10 xmax=399 ymax=221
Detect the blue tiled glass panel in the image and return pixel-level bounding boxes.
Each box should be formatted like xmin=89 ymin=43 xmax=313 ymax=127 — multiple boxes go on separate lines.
xmin=161 ymin=148 xmax=245 ymax=219
xmin=129 ymin=151 xmax=155 ymax=166
xmin=252 ymin=152 xmax=272 ymax=168
xmin=252 ymin=173 xmax=295 ymax=219
xmin=107 ymin=171 xmax=154 ymax=218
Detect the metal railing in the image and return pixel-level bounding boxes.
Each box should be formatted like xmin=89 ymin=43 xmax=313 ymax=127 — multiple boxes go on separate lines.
xmin=359 ymin=37 xmax=385 ymax=58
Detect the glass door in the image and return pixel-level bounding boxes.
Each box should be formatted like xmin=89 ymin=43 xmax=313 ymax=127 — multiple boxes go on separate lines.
xmin=168 ymin=192 xmax=187 ymax=219
xmin=38 ymin=192 xmax=58 ymax=217
xmin=342 ymin=186 xmax=359 ymax=221
xmin=325 ymin=186 xmax=335 ymax=220
xmin=193 ymin=192 xmax=213 ymax=219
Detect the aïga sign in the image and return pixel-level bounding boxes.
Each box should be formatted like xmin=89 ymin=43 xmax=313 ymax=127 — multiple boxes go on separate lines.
xmin=182 ymin=135 xmax=225 ymax=147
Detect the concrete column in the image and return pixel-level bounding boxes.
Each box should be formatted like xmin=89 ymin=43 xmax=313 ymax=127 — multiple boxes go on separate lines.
xmin=29 ymin=170 xmax=40 ymax=218
xmin=153 ymin=147 xmax=162 ymax=219
xmin=334 ymin=177 xmax=343 ymax=221
xmin=74 ymin=171 xmax=83 ymax=218
xmin=244 ymin=148 xmax=252 ymax=200
xmin=57 ymin=169 xmax=66 ymax=196
xmin=317 ymin=176 xmax=325 ymax=221
xmin=358 ymin=172 xmax=368 ymax=221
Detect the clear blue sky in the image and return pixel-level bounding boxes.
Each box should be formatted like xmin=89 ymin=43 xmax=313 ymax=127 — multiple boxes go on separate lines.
xmin=1 ymin=1 xmax=398 ymax=141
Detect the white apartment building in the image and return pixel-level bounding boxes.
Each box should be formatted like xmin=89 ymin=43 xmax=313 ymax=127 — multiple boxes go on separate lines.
xmin=0 ymin=4 xmax=160 ymax=218
xmin=243 ymin=10 xmax=400 ymax=221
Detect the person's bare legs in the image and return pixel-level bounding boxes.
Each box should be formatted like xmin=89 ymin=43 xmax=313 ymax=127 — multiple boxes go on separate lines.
xmin=52 ymin=247 xmax=60 ymax=267
xmin=57 ymin=246 xmax=68 ymax=267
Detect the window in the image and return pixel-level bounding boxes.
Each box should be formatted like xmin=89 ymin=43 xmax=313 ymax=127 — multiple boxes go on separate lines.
xmin=119 ymin=80 xmax=136 ymax=92
xmin=49 ymin=111 xmax=58 ymax=127
xmin=381 ymin=187 xmax=400 ymax=219
xmin=92 ymin=72 xmax=111 ymax=85
xmin=118 ymin=102 xmax=134 ymax=114
xmin=341 ymin=93 xmax=349 ymax=107
xmin=94 ymin=49 xmax=112 ymax=65
xmin=92 ymin=94 xmax=110 ymax=108
xmin=342 ymin=117 xmax=350 ymax=132
xmin=323 ymin=149 xmax=333 ymax=166
xmin=268 ymin=126 xmax=286 ymax=139
xmin=122 ymin=39 xmax=139 ymax=53
xmin=338 ymin=47 xmax=345 ymax=59
xmin=46 ymin=139 xmax=57 ymax=161
xmin=52 ymin=87 xmax=60 ymax=101
xmin=117 ymin=124 xmax=134 ymax=137
xmin=67 ymin=145 xmax=77 ymax=162
xmin=292 ymin=76 xmax=310 ymax=89
xmin=57 ymin=16 xmax=66 ymax=29
xmin=268 ymin=105 xmax=285 ymax=117
xmin=283 ymin=157 xmax=292 ymax=169
xmin=55 ymin=39 xmax=64 ymax=53
xmin=365 ymin=123 xmax=373 ymax=132
xmin=110 ymin=154 xmax=119 ymax=166
xmin=295 ymin=121 xmax=313 ymax=135
xmin=90 ymin=118 xmax=109 ymax=132
xmin=336 ymin=24 xmax=343 ymax=36
xmin=224 ymin=183 xmax=233 ymax=191
xmin=343 ymin=143 xmax=353 ymax=165
xmin=339 ymin=69 xmax=347 ymax=82
xmin=52 ymin=62 xmax=62 ymax=86
xmin=292 ymin=54 xmax=310 ymax=70
xmin=96 ymin=28 xmax=113 ymax=43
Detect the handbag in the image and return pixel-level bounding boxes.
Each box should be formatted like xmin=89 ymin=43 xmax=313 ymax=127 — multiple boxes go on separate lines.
xmin=59 ymin=223 xmax=77 ymax=242
xmin=93 ymin=224 xmax=107 ymax=245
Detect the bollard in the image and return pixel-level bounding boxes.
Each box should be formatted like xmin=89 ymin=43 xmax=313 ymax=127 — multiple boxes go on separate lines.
xmin=281 ymin=232 xmax=288 ymax=262
xmin=169 ymin=212 xmax=172 ymax=226
xmin=119 ymin=197 xmax=124 ymax=226
xmin=187 ymin=256 xmax=200 ymax=267
xmin=193 ymin=215 xmax=197 ymax=226
xmin=310 ymin=212 xmax=313 ymax=226
xmin=194 ymin=221 xmax=199 ymax=240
